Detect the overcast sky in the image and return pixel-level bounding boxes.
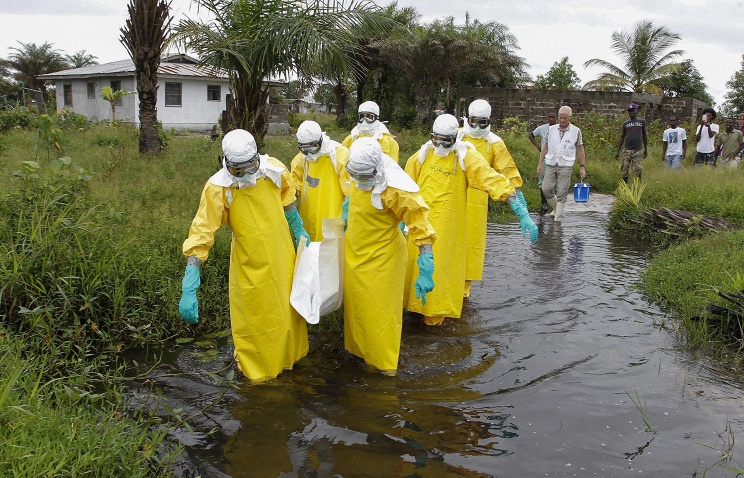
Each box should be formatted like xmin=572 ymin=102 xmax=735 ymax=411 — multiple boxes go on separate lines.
xmin=0 ymin=0 xmax=741 ymax=107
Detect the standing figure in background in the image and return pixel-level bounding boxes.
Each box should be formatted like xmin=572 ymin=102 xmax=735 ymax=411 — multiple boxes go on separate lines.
xmin=341 ymin=100 xmax=400 ymax=161
xmin=529 ymin=111 xmax=558 ymax=213
xmin=537 ymin=105 xmax=586 ymax=222
xmin=403 ymin=114 xmax=537 ymax=326
xmin=458 ymin=99 xmax=525 ymax=298
xmin=342 ymin=138 xmax=436 ymax=374
xmin=179 ymin=129 xmax=309 ymax=381
xmin=694 ymin=107 xmax=719 ymax=167
xmin=290 ymin=120 xmax=350 ymax=241
xmin=615 ymin=102 xmax=647 ymax=182
xmin=714 ymin=117 xmax=744 ymax=169
xmin=661 ymin=114 xmax=687 ymax=171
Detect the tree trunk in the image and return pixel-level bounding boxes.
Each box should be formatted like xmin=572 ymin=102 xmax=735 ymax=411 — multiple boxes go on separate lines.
xmin=136 ymin=49 xmax=161 ymax=155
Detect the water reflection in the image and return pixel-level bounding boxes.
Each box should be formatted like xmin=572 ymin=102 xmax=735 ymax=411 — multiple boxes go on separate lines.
xmin=126 ymin=209 xmax=744 ymax=477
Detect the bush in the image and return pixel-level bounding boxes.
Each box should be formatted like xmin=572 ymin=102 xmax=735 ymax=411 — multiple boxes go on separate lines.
xmin=57 ymin=109 xmax=89 ymax=131
xmin=0 ymin=107 xmax=37 ymax=133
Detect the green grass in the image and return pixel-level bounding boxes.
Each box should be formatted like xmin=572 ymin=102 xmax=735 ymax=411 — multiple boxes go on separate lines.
xmin=0 ymin=333 xmax=173 ymax=477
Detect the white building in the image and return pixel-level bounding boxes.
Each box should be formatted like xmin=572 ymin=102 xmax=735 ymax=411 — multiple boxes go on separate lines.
xmin=40 ymin=54 xmax=230 ymax=131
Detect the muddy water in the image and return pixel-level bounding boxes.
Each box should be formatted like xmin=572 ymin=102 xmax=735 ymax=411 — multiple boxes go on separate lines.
xmin=127 ymin=199 xmax=744 ymax=477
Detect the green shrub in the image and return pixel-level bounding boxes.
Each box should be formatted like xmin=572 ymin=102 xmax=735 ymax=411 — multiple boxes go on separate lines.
xmin=0 ymin=107 xmax=37 ymax=132
xmin=57 ymin=109 xmax=89 ymax=131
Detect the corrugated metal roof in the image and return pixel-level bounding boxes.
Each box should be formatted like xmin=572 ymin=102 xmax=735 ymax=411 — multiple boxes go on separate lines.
xmin=39 ymin=59 xmax=228 ymax=79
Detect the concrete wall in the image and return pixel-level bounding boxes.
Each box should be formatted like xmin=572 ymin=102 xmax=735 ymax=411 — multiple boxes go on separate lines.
xmin=56 ymin=76 xmax=135 ymax=122
xmin=459 ymin=88 xmax=710 ymax=130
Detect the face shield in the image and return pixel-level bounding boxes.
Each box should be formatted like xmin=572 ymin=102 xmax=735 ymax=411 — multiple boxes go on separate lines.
xmin=467 ymin=116 xmax=490 ymax=129
xmin=224 ymin=151 xmax=260 ymax=181
xmin=346 ymin=162 xmax=378 ymax=191
xmin=430 ymin=133 xmax=456 ymax=149
xmin=358 ymin=112 xmax=379 ymax=124
xmin=297 ymin=137 xmax=322 ymax=156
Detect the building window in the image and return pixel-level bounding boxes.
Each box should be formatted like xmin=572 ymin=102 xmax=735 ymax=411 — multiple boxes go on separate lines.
xmin=63 ymin=84 xmax=73 ymax=106
xmin=207 ymin=84 xmax=221 ymax=101
xmin=165 ymin=82 xmax=182 ymax=106
xmin=110 ymin=80 xmax=123 ymax=106
xmin=87 ymin=82 xmax=95 ymax=99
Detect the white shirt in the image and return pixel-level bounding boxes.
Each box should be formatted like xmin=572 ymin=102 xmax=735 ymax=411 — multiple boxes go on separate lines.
xmin=663 ymin=127 xmax=687 ymax=156
xmin=696 ymin=123 xmax=719 ymax=153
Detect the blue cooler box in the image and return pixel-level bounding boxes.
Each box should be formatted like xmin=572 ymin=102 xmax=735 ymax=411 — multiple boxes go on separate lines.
xmin=573 ymin=183 xmax=590 ymax=203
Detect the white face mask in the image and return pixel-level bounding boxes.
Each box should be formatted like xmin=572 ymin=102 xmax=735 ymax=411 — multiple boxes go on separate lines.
xmin=466 ymin=126 xmax=489 ymax=139
xmin=357 ymin=120 xmax=378 ymax=134
xmin=355 ymin=177 xmax=377 ymax=191
xmin=434 ymin=145 xmax=454 ymax=157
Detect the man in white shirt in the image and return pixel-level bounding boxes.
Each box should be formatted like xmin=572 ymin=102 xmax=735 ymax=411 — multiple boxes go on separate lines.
xmin=537 ymin=105 xmax=586 ymax=222
xmin=661 ymin=114 xmax=687 ymax=171
xmin=694 ymin=107 xmax=719 ymax=167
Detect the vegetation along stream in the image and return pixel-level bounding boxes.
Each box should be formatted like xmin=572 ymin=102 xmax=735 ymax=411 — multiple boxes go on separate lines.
xmin=125 ymin=200 xmax=744 ymax=477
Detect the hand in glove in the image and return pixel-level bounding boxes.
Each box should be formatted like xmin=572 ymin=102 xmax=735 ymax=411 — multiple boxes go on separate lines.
xmin=341 ymin=196 xmax=349 ymax=232
xmin=398 ymin=221 xmax=407 ymax=237
xmin=510 ymin=199 xmax=538 ymax=243
xmin=515 ymin=189 xmax=528 ymax=208
xmin=414 ymin=250 xmax=435 ymax=304
xmin=284 ymin=207 xmax=311 ymax=248
xmin=179 ymin=264 xmax=200 ymax=324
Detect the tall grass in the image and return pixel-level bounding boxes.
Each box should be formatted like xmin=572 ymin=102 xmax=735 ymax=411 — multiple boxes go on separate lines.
xmin=0 ymin=334 xmax=173 ymax=477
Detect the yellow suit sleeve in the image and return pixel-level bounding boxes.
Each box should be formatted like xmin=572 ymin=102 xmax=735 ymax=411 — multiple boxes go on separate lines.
xmin=341 ymin=135 xmax=353 ymax=149
xmin=464 ymin=149 xmax=515 ymax=202
xmin=381 ymin=134 xmax=400 ymax=162
xmin=289 ymin=152 xmax=304 ymax=199
xmin=267 ymin=157 xmax=298 ymax=207
xmin=381 ymin=187 xmax=436 ymax=247
xmin=334 ymin=145 xmax=351 ymax=196
xmin=490 ymin=141 xmax=523 ymax=189
xmin=404 ymin=149 xmax=423 ymax=181
xmin=182 ymin=182 xmax=228 ymax=262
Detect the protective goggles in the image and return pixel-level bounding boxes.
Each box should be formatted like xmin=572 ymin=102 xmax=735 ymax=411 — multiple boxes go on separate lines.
xmin=346 ymin=163 xmax=377 ymax=182
xmin=468 ymin=116 xmax=490 ymax=129
xmin=358 ymin=112 xmax=378 ymax=123
xmin=297 ymin=139 xmax=322 ymax=155
xmin=430 ymin=133 xmax=456 ymax=149
xmin=224 ymin=152 xmax=260 ymax=178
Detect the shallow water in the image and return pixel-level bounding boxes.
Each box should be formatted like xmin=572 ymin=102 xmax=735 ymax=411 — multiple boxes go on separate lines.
xmin=127 ymin=204 xmax=744 ymax=477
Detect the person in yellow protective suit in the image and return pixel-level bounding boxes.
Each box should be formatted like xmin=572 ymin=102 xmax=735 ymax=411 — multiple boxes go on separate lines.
xmin=179 ymin=129 xmax=310 ymax=381
xmin=341 ymin=100 xmax=400 ymax=161
xmin=403 ymin=114 xmax=538 ymax=326
xmin=458 ymin=99 xmax=526 ymax=298
xmin=290 ymin=120 xmax=350 ymax=241
xmin=343 ymin=137 xmax=436 ymax=374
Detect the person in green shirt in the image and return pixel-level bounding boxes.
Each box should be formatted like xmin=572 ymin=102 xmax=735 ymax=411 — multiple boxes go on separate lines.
xmin=715 ymin=117 xmax=744 ymax=169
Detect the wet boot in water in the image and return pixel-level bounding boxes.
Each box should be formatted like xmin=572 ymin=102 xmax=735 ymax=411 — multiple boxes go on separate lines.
xmin=540 ymin=190 xmax=549 ymax=215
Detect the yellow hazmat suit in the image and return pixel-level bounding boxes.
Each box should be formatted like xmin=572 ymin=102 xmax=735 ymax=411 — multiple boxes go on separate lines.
xmin=460 ymin=134 xmax=522 ymax=282
xmin=290 ymin=145 xmax=350 ymax=241
xmin=182 ymin=157 xmax=309 ymax=381
xmin=342 ymin=132 xmax=400 ymax=161
xmin=403 ymin=143 xmax=514 ymax=324
xmin=344 ymin=159 xmax=435 ymax=373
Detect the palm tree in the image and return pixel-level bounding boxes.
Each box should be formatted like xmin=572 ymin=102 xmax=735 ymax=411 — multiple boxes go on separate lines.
xmin=583 ymin=20 xmax=684 ymax=94
xmin=5 ymin=41 xmax=68 ymax=92
xmin=172 ymin=0 xmax=394 ymax=146
xmin=101 ymin=86 xmax=134 ymax=121
xmin=65 ymin=50 xmax=99 ymax=69
xmin=119 ymin=0 xmax=172 ymax=156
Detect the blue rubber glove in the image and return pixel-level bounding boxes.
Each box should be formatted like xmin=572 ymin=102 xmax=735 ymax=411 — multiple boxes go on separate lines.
xmin=516 ymin=190 xmax=528 ymax=209
xmin=341 ymin=196 xmax=349 ymax=232
xmin=414 ymin=252 xmax=435 ymax=304
xmin=284 ymin=208 xmax=311 ymax=248
xmin=398 ymin=221 xmax=406 ymax=235
xmin=510 ymin=199 xmax=538 ymax=243
xmin=179 ymin=264 xmax=200 ymax=324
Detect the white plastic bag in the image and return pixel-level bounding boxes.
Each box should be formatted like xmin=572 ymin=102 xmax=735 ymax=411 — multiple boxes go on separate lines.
xmin=290 ymin=218 xmax=344 ymax=323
